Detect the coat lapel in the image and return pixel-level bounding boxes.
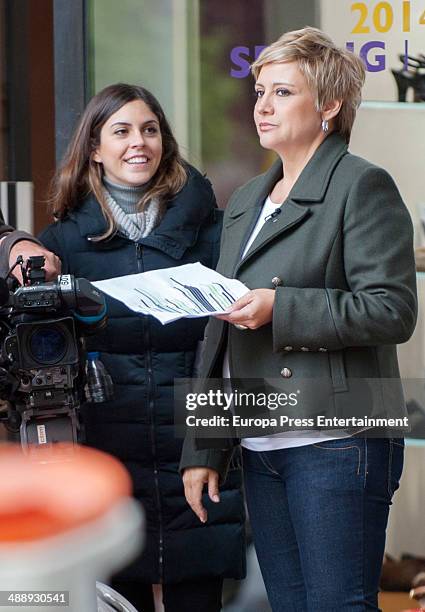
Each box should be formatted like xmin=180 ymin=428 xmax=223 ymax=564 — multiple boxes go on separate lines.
xmin=223 ymin=205 xmax=261 ymax=274
xmin=223 ymin=158 xmax=282 ymax=275
xmin=237 ymin=201 xmax=310 ymax=270
xmin=230 ymin=133 xmax=348 ymax=273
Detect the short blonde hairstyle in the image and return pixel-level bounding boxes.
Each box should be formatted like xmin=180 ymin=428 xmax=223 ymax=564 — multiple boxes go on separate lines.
xmin=251 ymin=27 xmax=366 ymax=143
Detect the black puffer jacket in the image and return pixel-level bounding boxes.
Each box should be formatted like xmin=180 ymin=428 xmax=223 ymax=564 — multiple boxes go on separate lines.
xmin=39 ymin=165 xmax=245 ymax=584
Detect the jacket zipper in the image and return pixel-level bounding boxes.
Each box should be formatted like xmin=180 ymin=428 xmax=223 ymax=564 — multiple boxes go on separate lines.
xmin=136 ymin=243 xmax=164 ymax=583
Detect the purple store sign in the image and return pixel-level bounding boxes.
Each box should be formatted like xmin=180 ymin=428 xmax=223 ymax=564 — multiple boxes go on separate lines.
xmin=230 ymin=40 xmax=410 ymax=77
xmin=230 ymin=46 xmax=266 ymax=79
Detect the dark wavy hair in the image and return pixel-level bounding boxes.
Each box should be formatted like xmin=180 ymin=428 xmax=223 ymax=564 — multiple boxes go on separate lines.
xmin=49 ymin=83 xmax=187 ymax=240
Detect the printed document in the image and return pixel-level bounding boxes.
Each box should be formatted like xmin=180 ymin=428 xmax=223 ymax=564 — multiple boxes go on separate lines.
xmin=93 ymin=262 xmax=249 ymax=324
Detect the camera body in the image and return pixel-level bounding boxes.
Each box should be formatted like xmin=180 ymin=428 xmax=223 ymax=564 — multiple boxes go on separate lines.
xmin=0 ymin=257 xmax=107 ymax=455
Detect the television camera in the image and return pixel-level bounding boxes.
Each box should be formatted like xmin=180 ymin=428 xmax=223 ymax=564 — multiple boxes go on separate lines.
xmin=0 ymin=255 xmax=107 ymax=455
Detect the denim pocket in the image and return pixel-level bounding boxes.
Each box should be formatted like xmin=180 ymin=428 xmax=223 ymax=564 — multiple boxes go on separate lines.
xmin=311 ymin=438 xmax=365 ymax=489
xmin=388 ymin=438 xmax=404 ymax=497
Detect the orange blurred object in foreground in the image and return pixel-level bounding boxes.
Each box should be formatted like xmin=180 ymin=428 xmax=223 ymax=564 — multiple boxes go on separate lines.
xmin=0 ymin=444 xmax=132 ymax=542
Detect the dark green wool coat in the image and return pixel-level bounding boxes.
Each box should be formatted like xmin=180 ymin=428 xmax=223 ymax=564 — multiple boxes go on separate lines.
xmin=180 ymin=132 xmax=417 ymax=482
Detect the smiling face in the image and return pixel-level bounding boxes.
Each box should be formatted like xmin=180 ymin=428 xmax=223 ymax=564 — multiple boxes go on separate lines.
xmin=93 ymin=99 xmax=163 ymax=186
xmin=254 ymin=61 xmax=324 ymax=155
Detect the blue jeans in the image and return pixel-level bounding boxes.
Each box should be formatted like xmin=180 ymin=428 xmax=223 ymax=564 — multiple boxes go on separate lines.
xmin=242 ymin=438 xmax=404 ymax=612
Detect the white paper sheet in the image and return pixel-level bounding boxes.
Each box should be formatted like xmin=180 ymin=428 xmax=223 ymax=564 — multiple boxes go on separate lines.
xmin=93 ymin=262 xmax=249 ymax=324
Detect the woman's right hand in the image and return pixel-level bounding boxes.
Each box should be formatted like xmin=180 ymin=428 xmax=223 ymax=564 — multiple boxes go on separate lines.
xmin=182 ymin=467 xmax=220 ymax=523
xmin=215 ymin=288 xmax=275 ymax=329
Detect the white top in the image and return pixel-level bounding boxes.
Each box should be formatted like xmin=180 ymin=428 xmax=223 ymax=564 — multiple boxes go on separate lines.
xmin=222 ymin=196 xmax=342 ymax=451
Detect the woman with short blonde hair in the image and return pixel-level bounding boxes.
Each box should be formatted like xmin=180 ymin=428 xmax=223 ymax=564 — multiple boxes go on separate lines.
xmin=182 ymin=27 xmax=416 ymax=611
xmin=252 ymin=26 xmax=365 ymax=143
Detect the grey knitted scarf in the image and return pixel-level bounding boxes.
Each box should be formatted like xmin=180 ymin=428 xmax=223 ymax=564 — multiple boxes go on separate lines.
xmin=103 ymin=177 xmax=161 ymax=241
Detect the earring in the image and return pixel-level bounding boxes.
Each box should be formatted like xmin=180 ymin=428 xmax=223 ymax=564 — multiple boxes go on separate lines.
xmin=321 ymin=119 xmax=329 ymax=133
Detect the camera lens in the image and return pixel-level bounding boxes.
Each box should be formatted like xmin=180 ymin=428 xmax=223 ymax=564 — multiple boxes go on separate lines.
xmin=29 ymin=326 xmax=67 ymax=365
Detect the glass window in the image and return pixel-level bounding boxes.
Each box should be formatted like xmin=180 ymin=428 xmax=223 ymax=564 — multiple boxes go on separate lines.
xmin=88 ymin=0 xmax=201 ymax=164
xmin=87 ymin=0 xmax=425 ymax=211
xmin=88 ymin=0 xmax=314 ymax=206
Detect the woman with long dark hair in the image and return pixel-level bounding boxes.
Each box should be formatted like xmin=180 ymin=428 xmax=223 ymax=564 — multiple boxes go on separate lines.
xmin=40 ymin=83 xmax=245 ymax=612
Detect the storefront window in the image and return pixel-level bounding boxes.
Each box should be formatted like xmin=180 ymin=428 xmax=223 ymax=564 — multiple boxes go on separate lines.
xmin=320 ymin=0 xmax=425 ymax=102
xmin=88 ymin=0 xmax=201 ymax=166
xmin=87 ymin=0 xmax=320 ymax=206
xmin=87 ymin=0 xmax=425 ymax=219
